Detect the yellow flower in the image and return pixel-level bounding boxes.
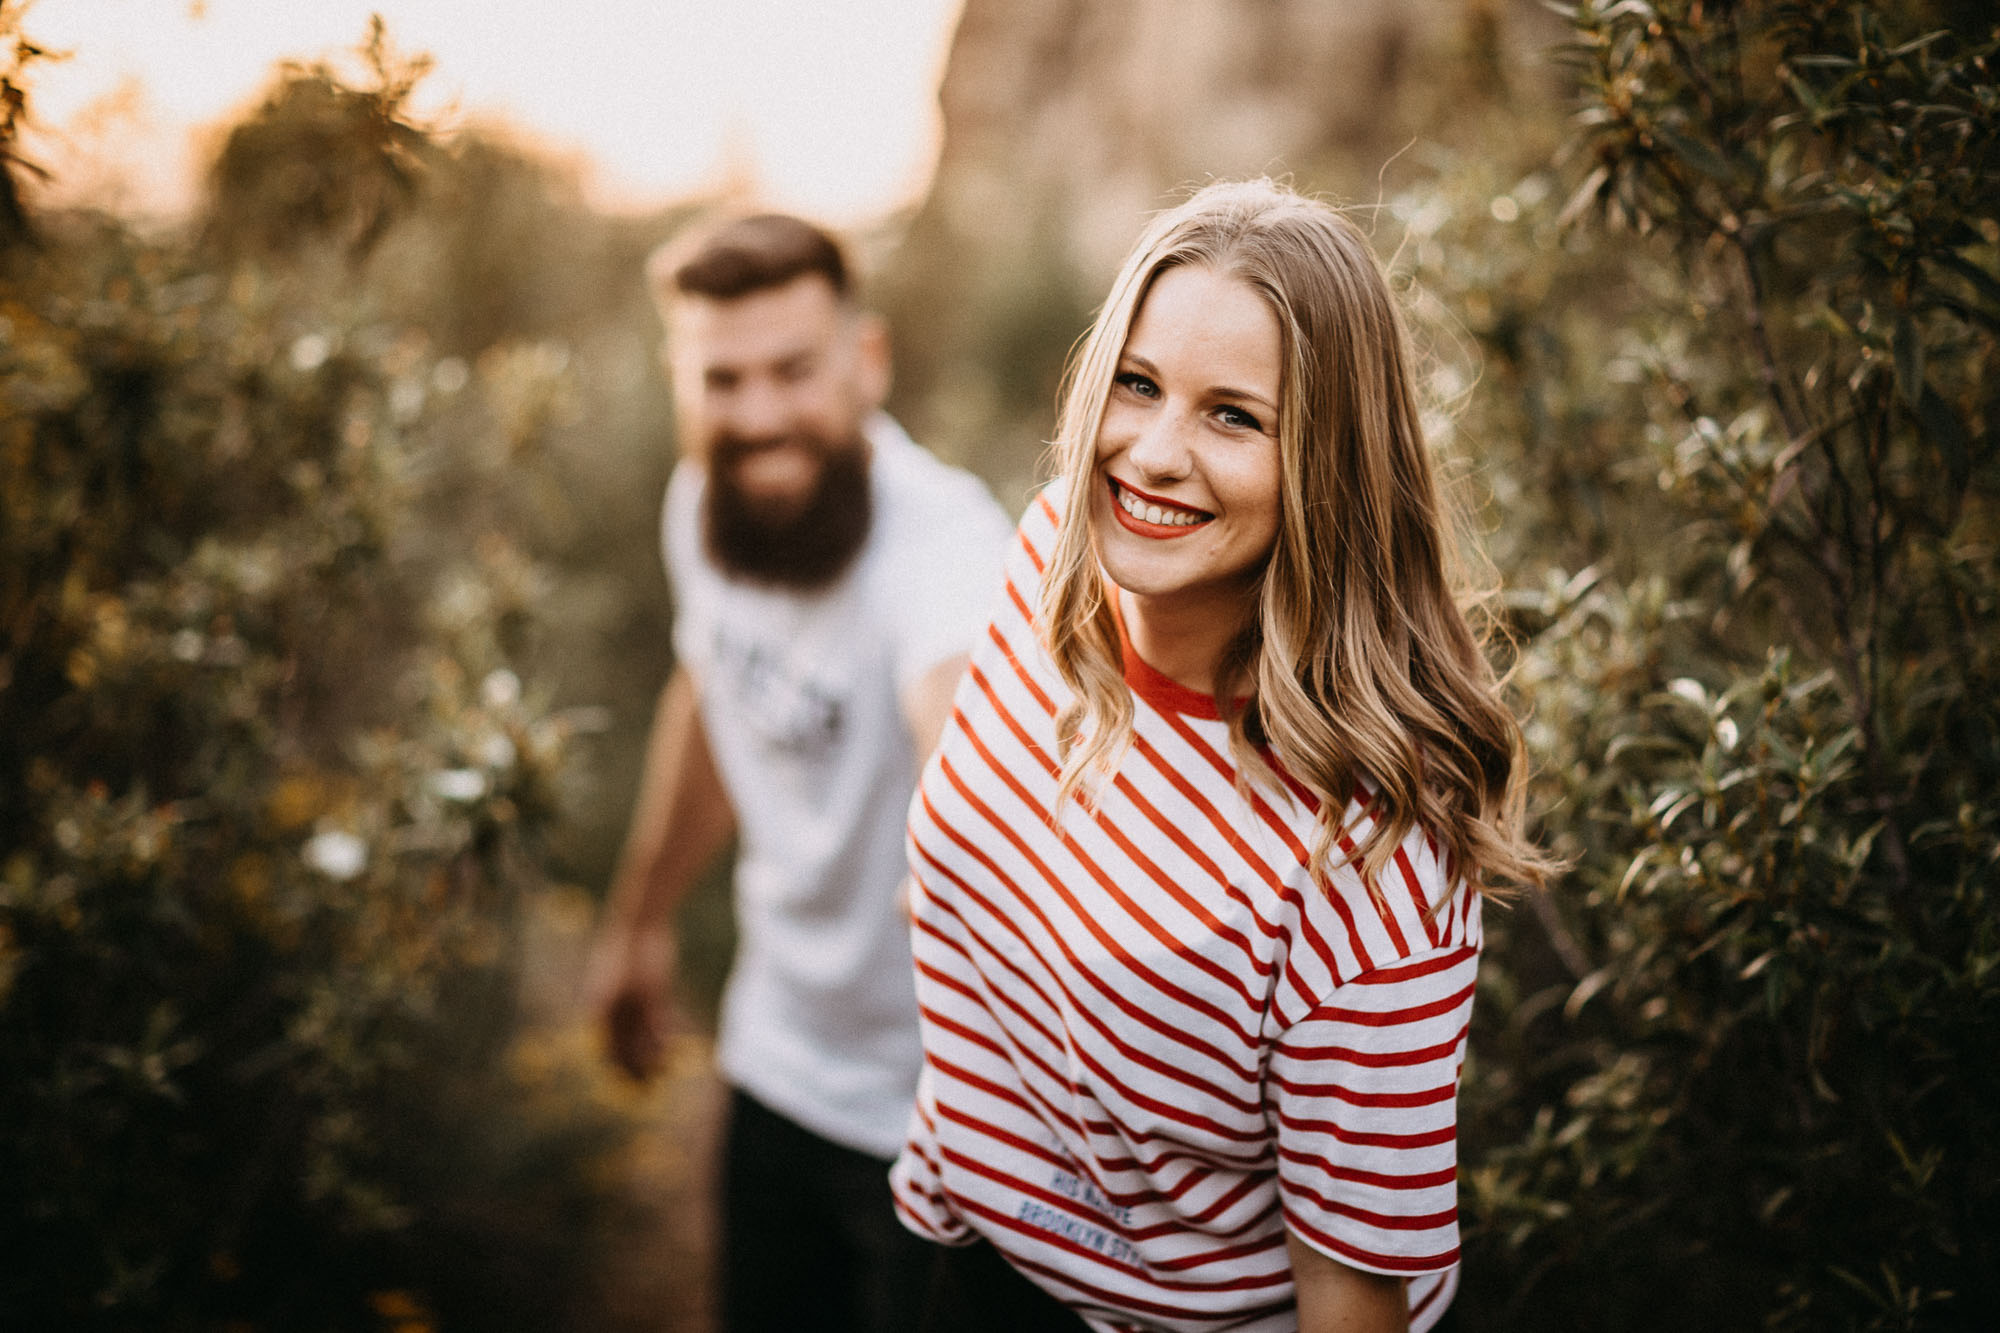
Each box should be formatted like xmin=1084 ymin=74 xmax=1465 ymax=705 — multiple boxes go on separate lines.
xmin=265 ymin=773 xmax=328 ymax=832
xmin=368 ymin=1289 xmax=433 ymax=1323
xmin=229 ymin=854 xmax=272 ymax=910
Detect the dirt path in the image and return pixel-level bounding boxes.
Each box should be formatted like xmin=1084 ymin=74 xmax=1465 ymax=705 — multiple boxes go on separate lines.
xmin=592 ymin=1044 xmax=724 ymax=1333
xmin=517 ymin=889 xmax=726 ymax=1333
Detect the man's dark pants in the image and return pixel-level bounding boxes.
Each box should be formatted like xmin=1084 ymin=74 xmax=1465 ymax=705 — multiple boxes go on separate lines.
xmin=719 ymin=1088 xmax=937 ymax=1332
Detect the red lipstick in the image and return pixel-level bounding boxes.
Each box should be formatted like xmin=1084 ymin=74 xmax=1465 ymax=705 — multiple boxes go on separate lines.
xmin=1105 ymin=476 xmax=1211 ymax=540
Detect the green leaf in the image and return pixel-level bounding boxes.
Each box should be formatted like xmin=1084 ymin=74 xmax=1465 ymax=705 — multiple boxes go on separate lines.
xmin=1739 ymin=949 xmax=1775 ymax=980
xmin=1617 ymin=847 xmax=1660 ymax=898
xmin=1558 ymin=165 xmax=1611 ymax=230
xmin=1885 ymin=31 xmax=1949 ymax=61
xmin=1931 ymin=251 xmax=2000 ymax=316
xmin=1606 ymin=734 xmax=1686 ymax=762
xmin=1827 ymin=1265 xmax=1885 ymax=1309
xmin=1656 ymin=792 xmax=1700 ymax=831
xmin=1892 ymin=311 xmax=1924 ymax=409
xmin=1918 ymin=387 xmax=1971 ymax=502
xmin=1655 ymin=128 xmax=1734 ymax=182
xmin=1564 ymin=968 xmax=1614 ymax=1020
xmin=1666 ymin=677 xmax=1709 ymax=710
xmin=1787 ymin=76 xmax=1826 ymax=118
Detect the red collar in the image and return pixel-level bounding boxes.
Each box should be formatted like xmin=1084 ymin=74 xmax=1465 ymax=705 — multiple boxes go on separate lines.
xmin=1108 ymin=587 xmax=1224 ymax=721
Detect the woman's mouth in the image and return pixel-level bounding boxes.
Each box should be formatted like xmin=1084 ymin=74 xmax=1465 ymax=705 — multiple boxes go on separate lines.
xmin=1107 ymin=477 xmax=1212 ymax=537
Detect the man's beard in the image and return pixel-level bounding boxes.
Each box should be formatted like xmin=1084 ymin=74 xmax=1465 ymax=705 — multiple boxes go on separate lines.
xmin=702 ymin=430 xmax=873 ymax=591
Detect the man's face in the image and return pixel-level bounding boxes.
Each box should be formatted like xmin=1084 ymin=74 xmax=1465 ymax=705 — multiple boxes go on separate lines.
xmin=666 ymin=274 xmax=890 ymax=587
xmin=669 ymin=274 xmax=885 ymax=518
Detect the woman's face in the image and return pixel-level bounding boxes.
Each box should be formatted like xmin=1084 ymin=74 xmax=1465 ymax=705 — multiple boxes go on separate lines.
xmin=1091 ymin=263 xmax=1284 ymax=624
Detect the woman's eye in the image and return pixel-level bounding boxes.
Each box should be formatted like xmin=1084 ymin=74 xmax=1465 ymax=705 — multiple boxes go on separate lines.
xmin=1217 ymin=404 xmax=1263 ymax=431
xmin=1114 ymin=371 xmax=1159 ymax=399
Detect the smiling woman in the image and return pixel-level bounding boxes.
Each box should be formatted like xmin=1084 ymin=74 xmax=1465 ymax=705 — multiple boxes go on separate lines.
xmin=888 ymin=179 xmax=1557 ymax=1333
xmin=1091 ymin=263 xmax=1284 ymax=693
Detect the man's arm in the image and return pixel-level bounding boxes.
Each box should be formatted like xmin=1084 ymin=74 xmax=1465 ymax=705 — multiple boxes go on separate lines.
xmin=1287 ymin=1230 xmax=1410 ymax=1333
xmin=900 ymin=652 xmax=969 ymax=766
xmin=584 ymin=667 xmax=736 ymax=1081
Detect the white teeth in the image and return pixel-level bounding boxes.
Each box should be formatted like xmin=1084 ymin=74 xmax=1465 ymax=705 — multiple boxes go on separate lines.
xmin=1116 ymin=483 xmax=1204 ymax=527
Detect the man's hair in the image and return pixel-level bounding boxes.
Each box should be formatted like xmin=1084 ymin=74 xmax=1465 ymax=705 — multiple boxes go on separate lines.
xmin=647 ymin=212 xmax=852 ymax=305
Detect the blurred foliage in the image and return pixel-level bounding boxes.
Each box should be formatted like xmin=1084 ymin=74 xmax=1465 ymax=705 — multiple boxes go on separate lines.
xmin=0 ymin=0 xmax=56 ymax=244
xmin=204 ymin=18 xmax=434 ymax=262
xmin=1372 ymin=2 xmax=1999 ymax=1328
xmin=880 ymin=206 xmax=1096 ymax=504
xmin=199 ymin=16 xmax=732 ymax=1022
xmin=0 ymin=16 xmax=677 ymax=1330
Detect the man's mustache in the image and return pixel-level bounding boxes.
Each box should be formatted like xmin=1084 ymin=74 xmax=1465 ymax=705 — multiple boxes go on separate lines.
xmin=710 ymin=431 xmax=866 ymax=465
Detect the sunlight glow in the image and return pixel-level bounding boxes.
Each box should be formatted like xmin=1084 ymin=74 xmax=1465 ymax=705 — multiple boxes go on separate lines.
xmin=24 ymin=0 xmax=965 ymax=224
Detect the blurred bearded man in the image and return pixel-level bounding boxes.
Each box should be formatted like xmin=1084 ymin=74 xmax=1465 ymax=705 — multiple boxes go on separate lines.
xmin=585 ymin=213 xmax=1010 ymax=1332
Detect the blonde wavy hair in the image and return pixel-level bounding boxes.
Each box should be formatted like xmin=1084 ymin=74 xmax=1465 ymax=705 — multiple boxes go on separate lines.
xmin=1042 ymin=178 xmax=1549 ymax=898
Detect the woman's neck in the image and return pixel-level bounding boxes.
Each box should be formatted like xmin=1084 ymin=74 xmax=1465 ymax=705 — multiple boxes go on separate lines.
xmin=1116 ymin=585 xmax=1253 ymax=697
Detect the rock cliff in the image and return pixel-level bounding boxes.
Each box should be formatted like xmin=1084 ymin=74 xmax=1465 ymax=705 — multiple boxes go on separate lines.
xmin=881 ymin=0 xmax=1564 ymax=492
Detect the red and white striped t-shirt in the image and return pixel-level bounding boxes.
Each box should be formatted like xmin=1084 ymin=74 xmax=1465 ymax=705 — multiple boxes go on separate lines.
xmin=891 ymin=490 xmax=1481 ymax=1333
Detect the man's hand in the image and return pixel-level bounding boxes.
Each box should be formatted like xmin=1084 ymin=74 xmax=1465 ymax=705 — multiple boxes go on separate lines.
xmin=583 ymin=919 xmax=680 ymax=1082
xmin=587 ymin=668 xmax=733 ymax=1082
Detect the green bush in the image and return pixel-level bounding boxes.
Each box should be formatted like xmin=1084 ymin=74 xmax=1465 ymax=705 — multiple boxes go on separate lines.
xmin=0 ymin=22 xmax=643 ymax=1328
xmin=1389 ymin=3 xmax=2000 ymax=1327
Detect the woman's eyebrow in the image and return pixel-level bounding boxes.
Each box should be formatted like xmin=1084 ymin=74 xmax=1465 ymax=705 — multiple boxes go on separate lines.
xmin=1122 ymin=348 xmax=1276 ymax=413
xmin=1124 ymin=352 xmax=1275 ymax=408
xmin=1212 ymin=384 xmax=1277 ymax=411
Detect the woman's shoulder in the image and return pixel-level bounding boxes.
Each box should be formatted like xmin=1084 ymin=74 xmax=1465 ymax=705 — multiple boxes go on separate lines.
xmin=1287 ymin=788 xmax=1480 ymax=981
xmin=987 ymin=478 xmax=1065 ymax=599
xmin=1017 ymin=478 xmax=1066 ymax=555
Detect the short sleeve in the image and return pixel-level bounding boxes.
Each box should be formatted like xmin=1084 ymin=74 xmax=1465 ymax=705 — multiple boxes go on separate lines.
xmin=876 ymin=471 xmax=1012 ymax=699
xmin=660 ymin=461 xmax=705 ymax=668
xmin=1267 ymin=943 xmax=1479 ymax=1276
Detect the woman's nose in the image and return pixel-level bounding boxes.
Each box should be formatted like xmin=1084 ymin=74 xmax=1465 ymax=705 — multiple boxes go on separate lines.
xmin=1124 ymin=412 xmax=1192 ymax=483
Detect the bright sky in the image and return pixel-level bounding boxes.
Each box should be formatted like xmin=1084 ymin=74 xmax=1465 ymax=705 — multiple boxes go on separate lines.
xmin=23 ymin=0 xmax=966 ymax=224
